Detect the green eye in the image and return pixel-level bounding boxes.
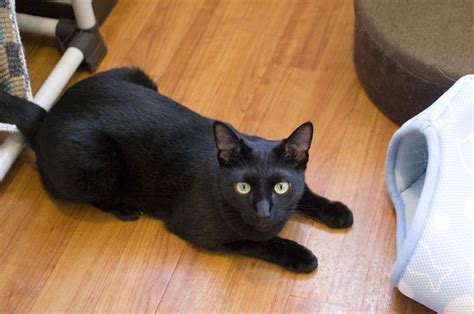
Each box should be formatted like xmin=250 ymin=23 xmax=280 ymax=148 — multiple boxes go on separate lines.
xmin=274 ymin=182 xmax=290 ymax=195
xmin=235 ymin=182 xmax=252 ymax=195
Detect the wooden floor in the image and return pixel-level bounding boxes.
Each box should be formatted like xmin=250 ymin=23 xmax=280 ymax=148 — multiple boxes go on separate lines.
xmin=0 ymin=0 xmax=433 ymax=312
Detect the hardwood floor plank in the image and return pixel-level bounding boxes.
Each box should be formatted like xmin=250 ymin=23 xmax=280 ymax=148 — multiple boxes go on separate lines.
xmin=29 ymin=213 xmax=184 ymax=312
xmin=96 ymin=0 xmax=163 ymax=69
xmin=283 ymin=296 xmax=351 ymax=313
xmin=227 ymin=0 xmax=296 ymax=37
xmin=148 ymin=0 xmax=226 ymax=96
xmin=161 ymin=30 xmax=281 ymax=122
xmin=0 ymin=172 xmax=84 ymax=312
xmin=121 ymin=0 xmax=207 ymax=77
xmin=0 ymin=164 xmax=38 ymax=250
xmin=91 ymin=219 xmax=185 ymax=313
xmin=273 ymin=0 xmax=348 ymax=69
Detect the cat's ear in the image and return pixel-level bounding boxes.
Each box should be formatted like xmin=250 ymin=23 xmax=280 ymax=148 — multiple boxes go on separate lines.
xmin=274 ymin=122 xmax=313 ymax=169
xmin=213 ymin=121 xmax=245 ymax=165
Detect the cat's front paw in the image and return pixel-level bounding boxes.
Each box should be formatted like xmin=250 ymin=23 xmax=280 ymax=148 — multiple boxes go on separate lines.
xmin=92 ymin=202 xmax=143 ymax=221
xmin=113 ymin=207 xmax=143 ymax=221
xmin=284 ymin=244 xmax=318 ymax=273
xmin=320 ymin=201 xmax=353 ymax=228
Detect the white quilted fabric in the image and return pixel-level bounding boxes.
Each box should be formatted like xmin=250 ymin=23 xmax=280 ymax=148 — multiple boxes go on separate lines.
xmin=386 ymin=75 xmax=474 ymax=313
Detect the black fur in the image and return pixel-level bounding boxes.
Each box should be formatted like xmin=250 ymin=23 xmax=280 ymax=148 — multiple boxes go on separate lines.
xmin=0 ymin=92 xmax=46 ymax=146
xmin=0 ymin=67 xmax=353 ymax=273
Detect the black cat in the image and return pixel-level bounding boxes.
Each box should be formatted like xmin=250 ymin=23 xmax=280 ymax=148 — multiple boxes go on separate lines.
xmin=0 ymin=68 xmax=353 ymax=273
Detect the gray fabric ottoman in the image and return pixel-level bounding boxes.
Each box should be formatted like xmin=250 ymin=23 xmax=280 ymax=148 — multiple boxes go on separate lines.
xmin=354 ymin=0 xmax=474 ymax=125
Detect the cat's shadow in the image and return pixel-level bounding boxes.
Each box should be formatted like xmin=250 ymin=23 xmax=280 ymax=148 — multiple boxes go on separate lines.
xmin=189 ymin=242 xmax=318 ymax=283
xmin=53 ymin=199 xmax=117 ymax=223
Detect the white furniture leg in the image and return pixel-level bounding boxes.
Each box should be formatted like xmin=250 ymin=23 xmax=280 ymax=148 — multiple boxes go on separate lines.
xmin=17 ymin=14 xmax=59 ymax=37
xmin=72 ymin=0 xmax=96 ymax=29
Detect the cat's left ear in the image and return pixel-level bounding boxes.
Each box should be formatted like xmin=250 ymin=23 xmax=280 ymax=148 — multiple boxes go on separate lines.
xmin=213 ymin=121 xmax=245 ymax=166
xmin=274 ymin=122 xmax=313 ymax=169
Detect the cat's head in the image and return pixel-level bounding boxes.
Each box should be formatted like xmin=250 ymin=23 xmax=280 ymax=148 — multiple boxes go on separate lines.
xmin=213 ymin=121 xmax=313 ymax=238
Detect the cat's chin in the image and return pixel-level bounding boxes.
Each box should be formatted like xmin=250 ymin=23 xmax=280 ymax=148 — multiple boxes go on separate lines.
xmin=226 ymin=215 xmax=287 ymax=241
xmin=252 ymin=222 xmax=273 ymax=232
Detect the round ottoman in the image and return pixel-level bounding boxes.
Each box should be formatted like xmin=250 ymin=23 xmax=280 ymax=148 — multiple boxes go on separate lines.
xmin=354 ymin=0 xmax=474 ymax=125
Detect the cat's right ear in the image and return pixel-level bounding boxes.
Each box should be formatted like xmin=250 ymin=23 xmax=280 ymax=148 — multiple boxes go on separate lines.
xmin=273 ymin=122 xmax=313 ymax=169
xmin=213 ymin=121 xmax=243 ymax=166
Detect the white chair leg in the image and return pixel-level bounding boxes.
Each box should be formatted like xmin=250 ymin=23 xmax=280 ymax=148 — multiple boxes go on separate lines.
xmin=72 ymin=0 xmax=96 ymax=29
xmin=17 ymin=14 xmax=59 ymax=36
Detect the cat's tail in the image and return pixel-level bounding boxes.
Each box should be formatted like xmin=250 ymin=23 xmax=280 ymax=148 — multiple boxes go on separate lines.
xmin=0 ymin=91 xmax=46 ymax=147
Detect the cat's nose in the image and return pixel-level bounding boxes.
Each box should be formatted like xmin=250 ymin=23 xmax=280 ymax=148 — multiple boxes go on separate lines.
xmin=255 ymin=200 xmax=271 ymax=219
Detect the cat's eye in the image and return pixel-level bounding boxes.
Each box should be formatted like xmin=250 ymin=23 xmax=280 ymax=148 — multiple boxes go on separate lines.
xmin=234 ymin=182 xmax=252 ymax=195
xmin=274 ymin=182 xmax=290 ymax=195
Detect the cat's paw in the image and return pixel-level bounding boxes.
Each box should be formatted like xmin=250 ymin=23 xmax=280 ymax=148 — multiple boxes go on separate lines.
xmin=319 ymin=201 xmax=353 ymax=228
xmin=92 ymin=202 xmax=142 ymax=221
xmin=113 ymin=207 xmax=142 ymax=221
xmin=284 ymin=245 xmax=318 ymax=273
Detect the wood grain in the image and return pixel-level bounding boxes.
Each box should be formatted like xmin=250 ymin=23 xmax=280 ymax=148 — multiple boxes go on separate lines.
xmin=0 ymin=0 xmax=433 ymax=312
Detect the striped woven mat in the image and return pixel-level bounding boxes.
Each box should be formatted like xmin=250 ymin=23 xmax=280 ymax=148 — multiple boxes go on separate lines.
xmin=0 ymin=0 xmax=32 ymax=132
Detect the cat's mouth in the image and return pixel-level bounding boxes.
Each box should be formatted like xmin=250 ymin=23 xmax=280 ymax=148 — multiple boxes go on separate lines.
xmin=252 ymin=220 xmax=273 ymax=232
xmin=226 ymin=210 xmax=276 ymax=233
xmin=223 ymin=209 xmax=288 ymax=241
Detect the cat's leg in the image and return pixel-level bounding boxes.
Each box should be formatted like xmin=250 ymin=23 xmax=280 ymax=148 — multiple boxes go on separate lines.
xmin=38 ymin=127 xmax=122 ymax=201
xmin=222 ymin=237 xmax=318 ymax=273
xmin=92 ymin=201 xmax=142 ymax=221
xmin=297 ymin=184 xmax=353 ymax=228
xmin=38 ymin=127 xmax=142 ymax=221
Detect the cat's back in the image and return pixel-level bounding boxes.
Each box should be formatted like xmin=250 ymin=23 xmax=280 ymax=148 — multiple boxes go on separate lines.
xmin=38 ymin=68 xmax=216 ymax=171
xmin=41 ymin=69 xmax=212 ymax=144
xmin=52 ymin=69 xmax=206 ymax=127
